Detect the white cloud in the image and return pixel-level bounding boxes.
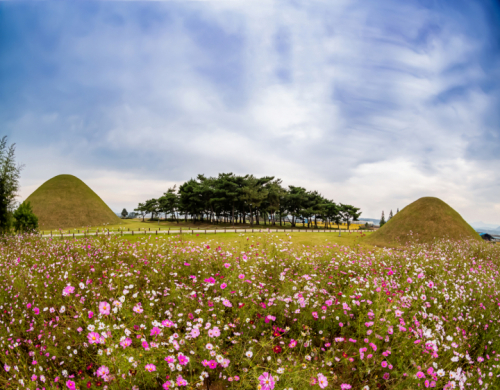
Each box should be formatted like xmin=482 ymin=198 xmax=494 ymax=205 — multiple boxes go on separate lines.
xmin=9 ymin=0 xmax=500 ymax=223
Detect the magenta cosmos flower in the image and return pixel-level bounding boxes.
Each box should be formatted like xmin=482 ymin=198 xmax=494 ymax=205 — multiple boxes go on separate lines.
xmin=178 ymin=354 xmax=189 ymax=365
xmin=66 ymin=380 xmax=76 ymax=389
xmin=258 ymin=372 xmax=275 ymax=390
xmin=99 ymin=301 xmax=110 ymax=315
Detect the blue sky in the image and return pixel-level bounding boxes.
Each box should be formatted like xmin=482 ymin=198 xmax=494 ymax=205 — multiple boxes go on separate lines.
xmin=2 ymin=0 xmax=500 ymax=223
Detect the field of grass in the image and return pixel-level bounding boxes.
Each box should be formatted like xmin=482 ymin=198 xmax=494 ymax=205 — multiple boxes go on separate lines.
xmin=1 ymin=232 xmax=499 ymax=389
xmin=39 ymin=218 xmax=369 ymax=235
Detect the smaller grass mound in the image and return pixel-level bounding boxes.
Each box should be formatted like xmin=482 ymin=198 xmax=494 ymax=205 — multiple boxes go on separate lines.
xmin=26 ymin=174 xmax=120 ymax=229
xmin=367 ymin=196 xmax=480 ymax=246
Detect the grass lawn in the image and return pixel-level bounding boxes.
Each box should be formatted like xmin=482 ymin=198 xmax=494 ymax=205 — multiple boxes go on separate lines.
xmin=39 ymin=218 xmax=371 ymax=235
xmin=55 ymin=230 xmax=375 ymax=252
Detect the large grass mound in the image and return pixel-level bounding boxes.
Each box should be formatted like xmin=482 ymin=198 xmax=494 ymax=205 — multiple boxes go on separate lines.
xmin=26 ymin=174 xmax=120 ymax=229
xmin=367 ymin=196 xmax=480 ymax=246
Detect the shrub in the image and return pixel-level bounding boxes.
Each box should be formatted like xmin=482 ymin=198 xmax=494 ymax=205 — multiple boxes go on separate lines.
xmin=13 ymin=201 xmax=38 ymax=232
xmin=0 ymin=234 xmax=499 ymax=389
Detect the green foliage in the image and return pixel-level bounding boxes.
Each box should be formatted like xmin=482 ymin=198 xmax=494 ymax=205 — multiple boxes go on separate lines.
xmin=0 ymin=136 xmax=22 ymax=233
xmin=141 ymin=173 xmax=360 ymax=229
xmin=13 ymin=201 xmax=38 ymax=232
xmin=121 ymin=208 xmax=128 ymax=218
xmin=380 ymin=211 xmax=386 ymax=227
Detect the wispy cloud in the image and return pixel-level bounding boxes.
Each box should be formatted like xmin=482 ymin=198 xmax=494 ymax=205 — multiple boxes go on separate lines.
xmin=2 ymin=0 xmax=500 ymax=222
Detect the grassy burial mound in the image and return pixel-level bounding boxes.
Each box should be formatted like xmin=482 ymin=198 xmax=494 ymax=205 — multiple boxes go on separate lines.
xmin=367 ymin=196 xmax=481 ymax=246
xmin=26 ymin=174 xmax=120 ymax=229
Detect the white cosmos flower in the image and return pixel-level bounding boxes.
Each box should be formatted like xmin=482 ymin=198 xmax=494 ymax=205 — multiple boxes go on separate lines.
xmin=245 ymin=351 xmax=253 ymax=358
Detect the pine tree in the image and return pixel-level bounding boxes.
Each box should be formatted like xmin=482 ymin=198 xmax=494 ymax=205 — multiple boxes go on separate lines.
xmin=388 ymin=209 xmax=393 ymax=220
xmin=380 ymin=211 xmax=386 ymax=227
xmin=121 ymin=208 xmax=128 ymax=218
xmin=396 ymin=208 xmax=399 ymax=213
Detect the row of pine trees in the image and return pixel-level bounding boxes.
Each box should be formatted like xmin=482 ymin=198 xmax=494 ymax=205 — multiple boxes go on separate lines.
xmin=128 ymin=173 xmax=362 ymax=228
xmin=379 ymin=208 xmax=399 ymax=227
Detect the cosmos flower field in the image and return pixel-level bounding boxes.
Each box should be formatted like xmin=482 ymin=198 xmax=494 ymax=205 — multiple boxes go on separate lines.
xmin=1 ymin=234 xmax=500 ymax=390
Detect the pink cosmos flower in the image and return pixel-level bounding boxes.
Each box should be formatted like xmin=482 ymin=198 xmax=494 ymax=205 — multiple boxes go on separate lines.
xmin=381 ymin=361 xmax=388 ymax=368
xmin=163 ymin=382 xmax=172 ymax=389
xmin=383 ymin=373 xmax=390 ymax=380
xmin=340 ymin=385 xmax=352 ymax=390
xmin=289 ymin=339 xmax=297 ymax=348
xmin=220 ymin=283 xmax=227 ymax=289
xmin=88 ymin=311 xmax=94 ymax=319
xmin=258 ymin=372 xmax=275 ymax=390
xmin=407 ymin=277 xmax=413 ymax=283
xmin=224 ymin=263 xmax=231 ymax=268
xmin=133 ymin=304 xmax=143 ymax=314
xmin=66 ymin=380 xmax=76 ymax=389
xmin=416 ymin=371 xmax=425 ymax=378
xmin=99 ymin=301 xmax=110 ymax=315
xmin=142 ymin=341 xmax=150 ymax=350
xmin=208 ymin=360 xmax=217 ymax=369
xmin=369 ymin=342 xmax=377 ymax=351
xmin=223 ymin=299 xmax=232 ymax=307
xmin=325 ymin=300 xmax=333 ymax=306
xmin=150 ymin=326 xmax=161 ymax=336
xmin=162 ymin=319 xmax=174 ymax=327
xmin=312 ymin=312 xmax=319 ymax=319
xmin=145 ymin=364 xmax=156 ymax=372
xmin=87 ymin=332 xmax=101 ymax=345
xmin=318 ymin=374 xmax=328 ymax=389
xmin=238 ymin=274 xmax=245 ymax=279
xmin=120 ymin=338 xmax=132 ymax=348
xmin=176 ymin=375 xmax=188 ymax=386
xmin=178 ymin=354 xmax=189 ymax=365
xmin=428 ymin=281 xmax=435 ymax=288
xmin=165 ymin=356 xmax=175 ymax=364
xmin=62 ymin=286 xmax=75 ymax=296
xmin=96 ymin=366 xmax=109 ymax=378
xmin=33 ymin=307 xmax=40 ymax=315
xmin=190 ymin=328 xmax=200 ymax=338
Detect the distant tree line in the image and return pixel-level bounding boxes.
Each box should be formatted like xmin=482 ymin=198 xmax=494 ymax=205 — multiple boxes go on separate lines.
xmin=134 ymin=173 xmax=361 ymax=228
xmin=379 ymin=208 xmax=398 ymax=227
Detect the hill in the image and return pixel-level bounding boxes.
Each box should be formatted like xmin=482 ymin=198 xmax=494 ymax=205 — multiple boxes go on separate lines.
xmin=26 ymin=174 xmax=120 ymax=229
xmin=366 ymin=197 xmax=481 ymax=246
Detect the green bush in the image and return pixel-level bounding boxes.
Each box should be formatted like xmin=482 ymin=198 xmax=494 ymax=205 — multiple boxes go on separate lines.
xmin=13 ymin=201 xmax=38 ymax=232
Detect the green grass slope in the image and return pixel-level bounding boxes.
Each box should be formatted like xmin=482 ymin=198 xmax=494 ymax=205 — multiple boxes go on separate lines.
xmin=367 ymin=196 xmax=481 ymax=246
xmin=26 ymin=174 xmax=120 ymax=229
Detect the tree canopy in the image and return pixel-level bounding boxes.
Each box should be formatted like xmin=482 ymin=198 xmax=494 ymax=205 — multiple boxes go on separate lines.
xmin=0 ymin=137 xmax=23 ymax=233
xmin=136 ymin=173 xmax=361 ymax=228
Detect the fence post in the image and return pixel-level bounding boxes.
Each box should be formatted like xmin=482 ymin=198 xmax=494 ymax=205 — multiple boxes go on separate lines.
xmin=132 ymin=230 xmax=134 ymax=235
xmin=51 ymin=231 xmax=52 ymax=237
